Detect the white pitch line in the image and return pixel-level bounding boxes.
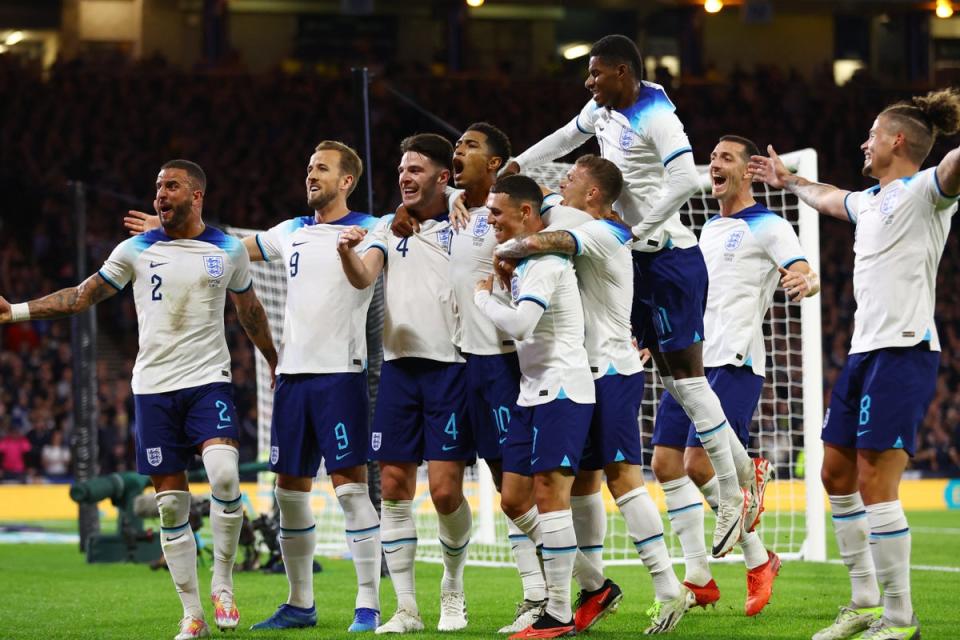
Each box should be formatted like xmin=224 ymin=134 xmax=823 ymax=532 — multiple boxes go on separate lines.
xmin=826 ymin=559 xmax=960 ymax=573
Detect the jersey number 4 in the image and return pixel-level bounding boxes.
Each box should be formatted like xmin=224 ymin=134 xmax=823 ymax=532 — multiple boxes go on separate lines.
xmin=396 ymin=237 xmax=409 ymax=257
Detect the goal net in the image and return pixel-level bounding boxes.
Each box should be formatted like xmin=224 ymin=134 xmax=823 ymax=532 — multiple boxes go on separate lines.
xmin=234 ymin=148 xmax=825 ymax=568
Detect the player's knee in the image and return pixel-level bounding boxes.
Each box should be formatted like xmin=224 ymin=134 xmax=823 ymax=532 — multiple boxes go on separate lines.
xmin=155 ymin=489 xmax=191 ymax=528
xmin=429 ymin=485 xmax=464 ymax=515
xmin=651 ymin=450 xmax=683 ymax=482
xmin=683 ymin=451 xmax=713 ymax=486
xmin=820 ymin=459 xmax=856 ymax=496
xmin=202 ymin=444 xmax=240 ymax=501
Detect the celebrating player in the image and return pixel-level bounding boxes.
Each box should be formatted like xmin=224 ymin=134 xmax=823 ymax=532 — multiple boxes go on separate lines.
xmin=654 ymin=135 xmax=819 ymax=616
xmin=749 ymin=89 xmax=960 ymax=640
xmin=2 ymin=160 xmax=279 ymax=640
xmin=475 ymin=175 xmax=596 ymax=639
xmin=338 ymin=133 xmax=475 ymax=634
xmin=495 ymin=156 xmax=694 ymax=634
xmin=505 ymin=34 xmax=757 ymax=557
xmin=125 ymin=142 xmax=384 ymax=633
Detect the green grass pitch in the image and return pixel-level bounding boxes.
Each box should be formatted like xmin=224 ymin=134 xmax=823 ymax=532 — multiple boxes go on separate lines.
xmin=1 ymin=511 xmax=958 ymax=639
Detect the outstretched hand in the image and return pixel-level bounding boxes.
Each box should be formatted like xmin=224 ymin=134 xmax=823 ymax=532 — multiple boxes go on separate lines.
xmin=779 ymin=267 xmax=812 ymax=302
xmin=501 ymin=161 xmax=521 ymax=177
xmin=0 ymin=296 xmax=11 ymax=323
xmin=747 ymin=145 xmax=790 ymax=189
xmin=337 ymin=226 xmax=368 ymax=251
xmin=124 ymin=209 xmax=161 ymax=235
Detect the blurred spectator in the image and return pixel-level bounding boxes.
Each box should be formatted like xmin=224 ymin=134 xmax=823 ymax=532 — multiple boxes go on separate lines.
xmin=0 ymin=425 xmax=32 ymax=483
xmin=41 ymin=430 xmax=71 ymax=481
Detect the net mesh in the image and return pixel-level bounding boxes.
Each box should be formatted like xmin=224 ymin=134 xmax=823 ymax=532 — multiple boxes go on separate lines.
xmin=233 ymin=149 xmax=818 ymax=566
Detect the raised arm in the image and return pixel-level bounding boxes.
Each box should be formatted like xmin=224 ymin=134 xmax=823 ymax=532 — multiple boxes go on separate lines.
xmin=506 ymin=110 xmax=595 ymax=174
xmin=337 ymin=226 xmax=384 ymax=289
xmin=229 ymin=287 xmax=278 ymax=386
xmin=748 ymin=145 xmax=850 ymax=222
xmin=495 ymin=231 xmax=578 ymax=260
xmin=0 ymin=273 xmax=119 ymax=323
xmin=935 ymin=147 xmax=960 ymax=198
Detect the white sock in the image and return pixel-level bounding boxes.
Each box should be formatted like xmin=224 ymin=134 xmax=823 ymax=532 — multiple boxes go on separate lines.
xmin=203 ymin=445 xmax=242 ymax=594
xmin=437 ymin=498 xmax=472 ymax=593
xmin=829 ymin=493 xmax=879 ymax=609
xmin=867 ymin=500 xmax=912 ymax=625
xmin=381 ymin=500 xmax=418 ymax=614
xmin=741 ymin=531 xmax=768 ymax=570
xmin=276 ymin=487 xmax=317 ymax=608
xmin=507 ymin=518 xmax=546 ymax=601
xmin=617 ymin=487 xmax=682 ymax=602
xmin=700 ymin=476 xmax=720 ymax=511
xmin=336 ymin=483 xmax=381 ymax=611
xmin=156 ymin=490 xmax=203 ymax=619
xmin=539 ymin=509 xmax=577 ymax=623
xmin=570 ymin=492 xmax=606 ymax=592
xmin=672 ymin=377 xmax=740 ymax=503
xmin=510 ymin=505 xmax=543 ymax=546
xmin=662 ymin=477 xmax=711 ymax=586
xmin=726 ymin=429 xmax=754 ymax=487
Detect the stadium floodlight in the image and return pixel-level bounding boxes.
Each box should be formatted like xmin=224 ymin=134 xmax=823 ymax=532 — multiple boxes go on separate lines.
xmin=466 ymin=0 xmax=484 ymax=7
xmin=936 ymin=0 xmax=954 ymax=19
xmin=561 ymin=43 xmax=591 ymax=60
xmin=5 ymin=31 xmax=24 ymax=46
xmin=704 ymin=0 xmax=723 ymax=13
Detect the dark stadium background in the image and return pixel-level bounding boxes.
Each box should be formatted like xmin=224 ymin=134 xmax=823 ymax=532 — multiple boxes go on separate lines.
xmin=1 ymin=0 xmax=959 ymax=482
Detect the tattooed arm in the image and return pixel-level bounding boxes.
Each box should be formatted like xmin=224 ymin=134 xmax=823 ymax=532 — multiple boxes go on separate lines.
xmin=0 ymin=273 xmax=119 ymax=322
xmin=229 ymin=287 xmax=279 ymax=386
xmin=495 ymin=230 xmax=578 ymax=260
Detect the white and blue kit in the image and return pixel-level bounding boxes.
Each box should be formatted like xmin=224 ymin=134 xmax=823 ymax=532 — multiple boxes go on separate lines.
xmin=255 ymin=212 xmax=379 ymax=476
xmin=98 ymin=226 xmax=251 ymax=475
xmin=823 ymin=168 xmax=955 ymax=455
xmin=654 ymin=203 xmax=806 ymax=448
xmin=363 ymin=213 xmax=474 ymax=463
xmin=561 ymin=211 xmax=646 ymax=470
xmin=515 ymin=82 xmax=708 ymax=354
xmin=476 ymin=251 xmax=595 ymax=475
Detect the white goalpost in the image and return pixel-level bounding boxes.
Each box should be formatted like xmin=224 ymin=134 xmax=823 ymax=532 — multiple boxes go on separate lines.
xmin=233 ymin=147 xmax=825 ymax=568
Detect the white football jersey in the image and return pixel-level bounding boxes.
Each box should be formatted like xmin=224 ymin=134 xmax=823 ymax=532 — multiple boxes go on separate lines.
xmin=698 ymin=204 xmax=806 ymax=377
xmin=449 ymin=208 xmax=516 ymax=355
xmin=844 ymin=167 xmax=957 ymax=354
xmin=366 ymin=214 xmax=463 ymax=363
xmin=510 ymin=254 xmax=594 ymax=406
xmin=98 ymin=226 xmax=253 ymax=394
xmin=256 ymin=212 xmax=378 ymax=375
xmin=566 ymin=214 xmax=644 ymax=379
xmin=516 ymin=81 xmax=698 ymax=252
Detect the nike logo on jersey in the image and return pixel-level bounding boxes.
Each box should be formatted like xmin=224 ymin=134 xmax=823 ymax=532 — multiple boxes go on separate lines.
xmin=336 ymin=452 xmax=352 ymax=461
xmin=441 ymin=444 xmax=458 ymax=451
xmin=353 ymin=536 xmax=372 ymax=543
xmin=857 ymin=429 xmax=871 ymax=437
xmin=149 ymin=261 xmax=168 ymax=268
xmin=292 ymin=241 xmax=309 ymax=247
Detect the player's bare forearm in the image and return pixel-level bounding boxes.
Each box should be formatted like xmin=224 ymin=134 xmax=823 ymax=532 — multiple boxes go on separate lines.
xmin=497 ymin=231 xmax=576 ymax=259
xmin=243 ymin=235 xmax=264 ymax=262
xmin=233 ymin=293 xmax=278 ymax=367
xmin=21 ymin=274 xmax=118 ymax=320
xmin=936 ymin=147 xmax=960 ymax=197
xmin=782 ymin=175 xmax=849 ymax=222
xmin=339 ymin=248 xmax=382 ymax=289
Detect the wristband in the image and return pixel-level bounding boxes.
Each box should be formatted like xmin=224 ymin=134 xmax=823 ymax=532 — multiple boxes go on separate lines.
xmin=10 ymin=302 xmax=30 ymax=322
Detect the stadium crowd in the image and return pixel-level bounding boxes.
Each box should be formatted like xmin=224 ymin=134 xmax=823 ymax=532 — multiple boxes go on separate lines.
xmin=1 ymin=54 xmax=958 ymax=482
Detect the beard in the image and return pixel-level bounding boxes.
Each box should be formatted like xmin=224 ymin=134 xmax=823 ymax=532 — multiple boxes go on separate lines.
xmin=861 ymin=159 xmax=873 ymax=177
xmin=159 ymin=201 xmax=192 ymax=231
xmin=307 ymin=189 xmax=335 ymax=211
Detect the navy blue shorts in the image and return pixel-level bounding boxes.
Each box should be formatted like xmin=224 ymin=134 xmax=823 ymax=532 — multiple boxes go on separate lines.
xmin=269 ymin=372 xmax=369 ymax=477
xmin=822 ymin=345 xmax=939 ymax=456
xmin=370 ymin=358 xmax=474 ymax=463
xmin=134 ymin=382 xmax=239 ymax=475
xmin=503 ymin=399 xmax=594 ymax=476
xmin=465 ymin=352 xmax=521 ymax=461
xmin=653 ymin=366 xmax=764 ymax=449
xmin=581 ymin=372 xmax=645 ymax=470
xmin=631 ymin=246 xmax=708 ymax=353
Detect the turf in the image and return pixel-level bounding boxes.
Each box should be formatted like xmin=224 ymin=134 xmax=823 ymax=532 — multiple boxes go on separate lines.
xmin=1 ymin=511 xmax=958 ymax=639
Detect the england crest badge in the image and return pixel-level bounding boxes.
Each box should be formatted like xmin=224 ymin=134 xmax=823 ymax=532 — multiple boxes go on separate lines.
xmin=270 ymin=446 xmax=279 ymax=465
xmin=725 ymin=230 xmax=744 ymax=251
xmin=473 ymin=215 xmax=489 ymax=237
xmin=203 ymin=255 xmax=225 ymax=278
xmin=371 ymin=432 xmax=382 ymax=451
xmin=146 ymin=447 xmax=163 ymax=467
